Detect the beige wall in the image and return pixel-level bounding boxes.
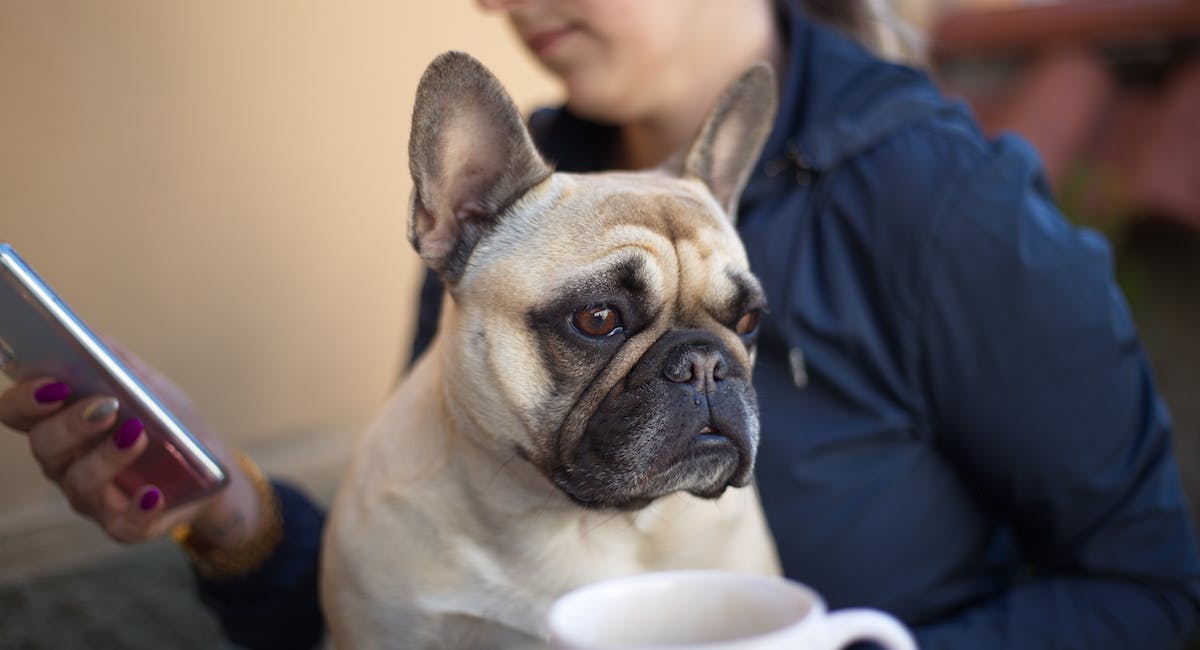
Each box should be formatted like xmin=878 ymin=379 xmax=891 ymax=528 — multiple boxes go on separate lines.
xmin=0 ymin=3 xmax=558 ymax=522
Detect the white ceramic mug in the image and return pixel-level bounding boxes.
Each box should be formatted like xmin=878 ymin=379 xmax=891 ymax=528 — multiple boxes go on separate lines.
xmin=546 ymin=570 xmax=917 ymax=650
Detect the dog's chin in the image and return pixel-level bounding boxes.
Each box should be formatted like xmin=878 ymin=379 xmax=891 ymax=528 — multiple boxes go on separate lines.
xmin=552 ymin=438 xmax=751 ymax=511
xmin=682 ymin=438 xmax=749 ymax=498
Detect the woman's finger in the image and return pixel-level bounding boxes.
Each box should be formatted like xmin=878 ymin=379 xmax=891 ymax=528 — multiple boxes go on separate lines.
xmin=58 ymin=417 xmax=149 ymax=516
xmin=68 ymin=482 xmax=132 ymax=527
xmin=0 ymin=378 xmax=73 ymax=432
xmin=27 ymin=396 xmax=123 ymax=481
xmin=103 ymin=486 xmax=209 ymax=544
xmin=100 ymin=484 xmax=162 ymax=543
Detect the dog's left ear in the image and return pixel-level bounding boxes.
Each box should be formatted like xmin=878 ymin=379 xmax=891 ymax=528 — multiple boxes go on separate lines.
xmin=407 ymin=51 xmax=552 ymax=283
xmin=671 ymin=64 xmax=777 ymax=222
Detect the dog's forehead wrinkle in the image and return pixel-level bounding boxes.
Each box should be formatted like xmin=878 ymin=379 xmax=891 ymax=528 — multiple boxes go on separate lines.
xmin=467 ymin=174 xmax=742 ymax=310
xmin=670 ymin=257 xmax=735 ymax=332
xmin=684 ymin=266 xmax=766 ymax=333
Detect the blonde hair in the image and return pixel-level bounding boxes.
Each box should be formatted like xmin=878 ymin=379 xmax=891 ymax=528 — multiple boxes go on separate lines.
xmin=801 ymin=0 xmax=928 ymax=67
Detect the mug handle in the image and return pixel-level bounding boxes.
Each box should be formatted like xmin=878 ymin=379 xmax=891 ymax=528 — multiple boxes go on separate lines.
xmin=820 ymin=608 xmax=918 ymax=650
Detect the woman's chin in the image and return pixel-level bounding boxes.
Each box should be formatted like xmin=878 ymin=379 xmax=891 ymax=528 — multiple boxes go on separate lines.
xmin=563 ymin=86 xmax=641 ymax=126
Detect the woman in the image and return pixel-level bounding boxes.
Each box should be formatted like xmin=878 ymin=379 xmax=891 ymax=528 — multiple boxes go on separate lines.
xmin=4 ymin=1 xmax=1198 ymax=648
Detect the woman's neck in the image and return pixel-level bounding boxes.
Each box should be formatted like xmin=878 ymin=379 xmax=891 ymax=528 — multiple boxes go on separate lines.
xmin=615 ymin=3 xmax=786 ymax=170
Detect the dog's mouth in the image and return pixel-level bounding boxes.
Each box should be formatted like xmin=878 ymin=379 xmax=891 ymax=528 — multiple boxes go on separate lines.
xmin=552 ymin=415 xmax=756 ymax=511
xmin=693 ymin=425 xmax=732 ymax=448
xmin=681 ymin=422 xmax=753 ymax=493
xmin=686 ymin=424 xmax=745 ymax=475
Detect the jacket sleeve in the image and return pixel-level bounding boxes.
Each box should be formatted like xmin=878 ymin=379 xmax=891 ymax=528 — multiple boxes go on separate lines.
xmin=194 ymin=481 xmax=327 ymax=650
xmin=912 ymin=135 xmax=1200 ymax=649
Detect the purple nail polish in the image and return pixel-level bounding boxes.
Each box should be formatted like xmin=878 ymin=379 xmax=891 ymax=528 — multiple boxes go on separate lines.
xmin=113 ymin=418 xmax=144 ymax=450
xmin=139 ymin=487 xmax=161 ymax=511
xmin=34 ymin=382 xmax=71 ymax=404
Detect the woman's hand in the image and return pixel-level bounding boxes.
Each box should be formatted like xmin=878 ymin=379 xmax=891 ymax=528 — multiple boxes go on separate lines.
xmin=0 ymin=340 xmax=263 ymax=550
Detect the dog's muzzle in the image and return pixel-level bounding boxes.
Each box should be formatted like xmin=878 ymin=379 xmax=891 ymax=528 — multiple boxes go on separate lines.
xmin=554 ymin=329 xmax=759 ymax=510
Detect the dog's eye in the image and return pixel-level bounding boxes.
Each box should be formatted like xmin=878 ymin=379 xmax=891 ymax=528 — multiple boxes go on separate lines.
xmin=735 ymin=309 xmax=761 ymax=336
xmin=573 ymin=305 xmax=624 ymax=338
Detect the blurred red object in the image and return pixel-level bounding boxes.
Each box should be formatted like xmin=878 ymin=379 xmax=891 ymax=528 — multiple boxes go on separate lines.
xmin=935 ymin=0 xmax=1200 ymax=56
xmin=932 ymin=0 xmax=1200 ymax=231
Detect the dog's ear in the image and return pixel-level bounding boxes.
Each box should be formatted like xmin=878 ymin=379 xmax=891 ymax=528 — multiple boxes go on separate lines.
xmin=671 ymin=63 xmax=776 ymax=223
xmin=407 ymin=51 xmax=552 ymax=283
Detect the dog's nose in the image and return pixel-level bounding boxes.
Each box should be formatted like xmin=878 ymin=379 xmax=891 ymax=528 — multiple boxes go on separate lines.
xmin=663 ymin=344 xmax=728 ymax=391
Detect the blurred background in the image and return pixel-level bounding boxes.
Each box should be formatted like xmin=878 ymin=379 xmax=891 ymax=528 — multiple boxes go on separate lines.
xmin=0 ymin=0 xmax=1197 ymax=647
xmin=0 ymin=0 xmax=558 ymax=575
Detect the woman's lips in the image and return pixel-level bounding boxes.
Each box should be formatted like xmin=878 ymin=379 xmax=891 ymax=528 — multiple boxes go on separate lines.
xmin=525 ymin=27 xmax=574 ymax=57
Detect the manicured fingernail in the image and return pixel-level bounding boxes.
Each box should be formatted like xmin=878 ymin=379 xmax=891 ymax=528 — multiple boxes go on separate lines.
xmin=113 ymin=418 xmax=144 ymax=450
xmin=139 ymin=487 xmax=161 ymax=511
xmin=34 ymin=382 xmax=71 ymax=404
xmin=83 ymin=398 xmax=120 ymax=424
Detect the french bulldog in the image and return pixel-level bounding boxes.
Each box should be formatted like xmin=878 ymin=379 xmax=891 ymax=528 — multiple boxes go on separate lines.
xmin=321 ymin=51 xmax=780 ymax=649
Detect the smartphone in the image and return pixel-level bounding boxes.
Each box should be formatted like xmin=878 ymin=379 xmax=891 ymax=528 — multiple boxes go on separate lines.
xmin=0 ymin=243 xmax=228 ymax=509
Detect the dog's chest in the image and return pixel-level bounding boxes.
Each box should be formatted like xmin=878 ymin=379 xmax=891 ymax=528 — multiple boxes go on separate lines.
xmin=419 ymin=511 xmax=663 ymax=631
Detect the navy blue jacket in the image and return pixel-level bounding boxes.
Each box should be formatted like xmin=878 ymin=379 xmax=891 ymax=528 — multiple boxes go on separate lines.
xmin=198 ymin=7 xmax=1200 ymax=649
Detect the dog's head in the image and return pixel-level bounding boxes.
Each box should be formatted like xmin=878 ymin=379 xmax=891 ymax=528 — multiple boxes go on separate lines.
xmin=408 ymin=52 xmax=776 ymax=510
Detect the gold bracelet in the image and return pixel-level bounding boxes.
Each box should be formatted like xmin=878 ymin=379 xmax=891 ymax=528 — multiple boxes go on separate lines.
xmin=170 ymin=451 xmax=284 ymax=580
